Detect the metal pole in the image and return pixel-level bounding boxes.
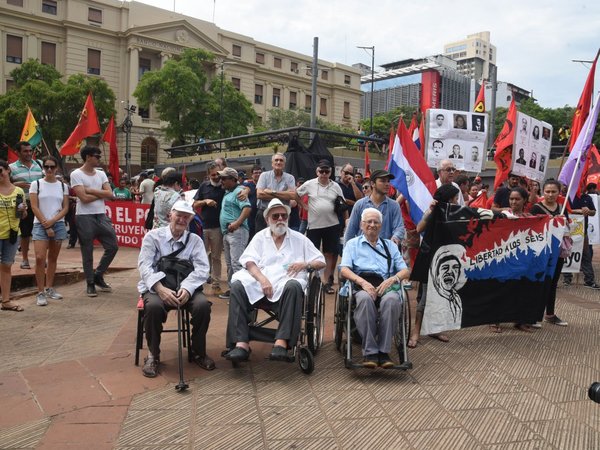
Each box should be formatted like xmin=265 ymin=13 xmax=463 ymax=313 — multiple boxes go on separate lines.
xmin=310 ymin=37 xmax=318 ymax=131
xmin=488 ymin=64 xmax=497 ymax=148
xmin=220 ymin=63 xmax=224 ymax=149
xmin=370 ymin=46 xmax=374 ymax=135
xmin=124 ymin=103 xmax=132 ymax=179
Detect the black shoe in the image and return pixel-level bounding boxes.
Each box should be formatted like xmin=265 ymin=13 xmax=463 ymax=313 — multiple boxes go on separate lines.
xmin=362 ymin=354 xmax=379 ymax=369
xmin=86 ymin=283 xmax=97 ymax=297
xmin=94 ymin=273 xmax=112 ymax=292
xmin=379 ymin=352 xmax=394 ymax=369
xmin=225 ymin=346 xmax=250 ymax=362
xmin=269 ymin=345 xmax=289 ymax=361
xmin=584 ymin=282 xmax=600 ymax=290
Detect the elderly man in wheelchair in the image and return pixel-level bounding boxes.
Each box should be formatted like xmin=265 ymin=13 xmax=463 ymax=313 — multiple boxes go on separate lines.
xmin=340 ymin=207 xmax=410 ymax=369
xmin=224 ymin=198 xmax=326 ymax=363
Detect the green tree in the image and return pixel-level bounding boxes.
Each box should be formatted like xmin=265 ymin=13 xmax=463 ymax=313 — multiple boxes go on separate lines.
xmin=0 ymin=59 xmax=115 ymax=161
xmin=359 ymin=106 xmax=420 ymax=137
xmin=134 ymin=48 xmax=257 ymax=143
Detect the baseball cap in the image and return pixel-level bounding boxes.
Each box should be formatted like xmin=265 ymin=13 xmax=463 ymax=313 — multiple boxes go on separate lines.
xmin=171 ymin=200 xmax=194 ymax=215
xmin=217 ymin=167 xmax=238 ymax=179
xmin=317 ymin=159 xmax=332 ymax=169
xmin=370 ymin=169 xmax=395 ymax=181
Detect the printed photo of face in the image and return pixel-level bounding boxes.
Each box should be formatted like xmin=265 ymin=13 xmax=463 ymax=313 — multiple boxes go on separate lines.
xmin=453 ymin=114 xmax=467 ymax=130
xmin=435 ymin=114 xmax=445 ymax=127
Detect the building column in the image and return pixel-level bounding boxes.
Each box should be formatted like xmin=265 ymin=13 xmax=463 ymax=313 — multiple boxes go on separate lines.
xmin=160 ymin=52 xmax=171 ymax=67
xmin=26 ymin=32 xmax=38 ymax=61
xmin=128 ymin=46 xmax=140 ymax=107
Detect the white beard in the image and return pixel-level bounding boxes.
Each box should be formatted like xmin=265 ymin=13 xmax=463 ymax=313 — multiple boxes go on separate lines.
xmin=270 ymin=222 xmax=288 ymax=237
xmin=210 ymin=179 xmax=221 ymax=187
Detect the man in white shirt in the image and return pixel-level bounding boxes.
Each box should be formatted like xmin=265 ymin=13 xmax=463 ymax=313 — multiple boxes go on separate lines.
xmin=224 ymin=199 xmax=325 ymax=363
xmin=138 ymin=200 xmax=214 ymax=377
xmin=70 ymin=146 xmax=118 ymax=297
xmin=296 ymin=159 xmax=346 ymax=294
xmin=138 ymin=172 xmax=155 ymax=204
xmin=435 ymin=160 xmax=465 ymax=206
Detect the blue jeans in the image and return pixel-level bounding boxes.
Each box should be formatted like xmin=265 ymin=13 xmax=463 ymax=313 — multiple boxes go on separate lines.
xmin=223 ymin=227 xmax=249 ymax=288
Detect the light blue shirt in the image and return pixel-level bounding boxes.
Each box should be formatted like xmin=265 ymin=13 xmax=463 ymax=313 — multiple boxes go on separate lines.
xmin=340 ymin=235 xmax=407 ymax=277
xmin=220 ymin=185 xmax=251 ymax=234
xmin=344 ymin=196 xmax=405 ymax=243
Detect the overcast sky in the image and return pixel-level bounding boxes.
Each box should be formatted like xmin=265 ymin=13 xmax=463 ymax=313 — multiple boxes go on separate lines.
xmin=136 ymin=0 xmax=599 ymax=108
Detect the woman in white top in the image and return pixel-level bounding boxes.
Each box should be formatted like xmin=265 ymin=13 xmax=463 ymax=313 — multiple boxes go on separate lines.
xmin=29 ymin=156 xmax=69 ymax=306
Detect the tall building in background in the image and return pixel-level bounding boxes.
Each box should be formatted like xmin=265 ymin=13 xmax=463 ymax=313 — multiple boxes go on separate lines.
xmin=0 ymin=0 xmax=361 ymax=171
xmin=443 ymin=31 xmax=497 ymax=81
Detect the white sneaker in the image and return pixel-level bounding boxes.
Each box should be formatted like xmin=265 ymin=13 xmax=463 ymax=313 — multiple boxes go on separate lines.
xmin=45 ymin=287 xmax=63 ymax=300
xmin=530 ymin=322 xmax=542 ymax=329
xmin=36 ymin=292 xmax=48 ymax=306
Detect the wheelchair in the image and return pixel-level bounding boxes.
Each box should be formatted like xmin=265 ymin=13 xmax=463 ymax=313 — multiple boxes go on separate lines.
xmin=223 ymin=269 xmax=325 ymax=374
xmin=333 ymin=280 xmax=412 ymax=370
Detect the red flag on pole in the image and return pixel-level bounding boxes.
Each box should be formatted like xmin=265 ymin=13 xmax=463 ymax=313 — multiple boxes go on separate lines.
xmin=586 ymin=144 xmax=600 ymax=186
xmin=102 ymin=116 xmax=120 ymax=185
xmin=364 ymin=142 xmax=371 ymax=178
xmin=385 ymin=124 xmax=395 ymax=170
xmin=568 ymin=51 xmax=598 ymax=152
xmin=60 ymin=93 xmax=101 ymax=156
xmin=473 ymin=80 xmax=486 ymax=112
xmin=6 ymin=145 xmax=18 ymax=164
xmin=493 ymin=97 xmax=517 ymax=190
xmin=407 ymin=113 xmax=418 ymax=136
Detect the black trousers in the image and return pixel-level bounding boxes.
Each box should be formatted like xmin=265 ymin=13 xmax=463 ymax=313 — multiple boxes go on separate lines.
xmin=143 ymin=290 xmax=211 ymax=359
xmin=226 ymin=280 xmax=303 ymax=349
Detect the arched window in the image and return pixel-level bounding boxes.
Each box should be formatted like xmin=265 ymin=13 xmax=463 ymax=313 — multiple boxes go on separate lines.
xmin=140 ymin=137 xmax=158 ymax=169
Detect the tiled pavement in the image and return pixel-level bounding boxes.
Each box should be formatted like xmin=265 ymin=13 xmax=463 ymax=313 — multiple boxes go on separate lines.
xmin=0 ymin=247 xmax=599 ymax=449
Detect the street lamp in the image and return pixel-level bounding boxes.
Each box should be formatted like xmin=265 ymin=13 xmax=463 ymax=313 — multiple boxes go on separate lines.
xmin=121 ymin=101 xmax=136 ymax=179
xmin=218 ymin=61 xmax=237 ymax=149
xmin=357 ymin=45 xmax=375 ymax=136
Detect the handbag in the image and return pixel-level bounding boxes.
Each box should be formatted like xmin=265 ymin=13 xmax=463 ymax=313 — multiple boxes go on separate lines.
xmin=157 ymin=233 xmax=195 ymax=290
xmin=352 ymin=238 xmax=392 ymax=291
xmin=334 ymin=195 xmax=348 ymax=215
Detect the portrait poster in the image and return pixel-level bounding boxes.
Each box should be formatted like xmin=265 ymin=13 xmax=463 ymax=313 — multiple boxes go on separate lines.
xmin=425 ymin=108 xmax=488 ymax=173
xmin=588 ymin=194 xmax=600 ymax=245
xmin=562 ymin=215 xmax=585 ymax=273
xmin=411 ymin=204 xmax=565 ymax=335
xmin=511 ymin=112 xmax=553 ymax=182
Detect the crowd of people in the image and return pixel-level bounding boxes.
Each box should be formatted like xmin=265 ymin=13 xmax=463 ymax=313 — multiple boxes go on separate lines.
xmin=0 ymin=145 xmax=597 ymax=376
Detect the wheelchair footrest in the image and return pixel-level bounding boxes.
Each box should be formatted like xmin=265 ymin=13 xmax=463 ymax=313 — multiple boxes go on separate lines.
xmin=344 ymin=359 xmax=413 ymax=371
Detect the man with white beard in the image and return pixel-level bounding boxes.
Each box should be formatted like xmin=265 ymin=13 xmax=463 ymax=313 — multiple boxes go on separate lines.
xmin=224 ymin=199 xmax=326 ymax=362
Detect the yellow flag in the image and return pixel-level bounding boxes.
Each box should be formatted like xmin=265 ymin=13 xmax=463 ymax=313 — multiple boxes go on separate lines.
xmin=20 ymin=108 xmax=42 ymax=147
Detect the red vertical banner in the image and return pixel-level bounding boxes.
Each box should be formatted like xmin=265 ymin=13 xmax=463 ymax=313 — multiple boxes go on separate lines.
xmin=364 ymin=142 xmax=371 ymax=178
xmin=420 ymin=70 xmax=441 ymax=114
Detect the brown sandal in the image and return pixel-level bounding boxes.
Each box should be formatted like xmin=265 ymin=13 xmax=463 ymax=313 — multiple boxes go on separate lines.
xmin=1 ymin=303 xmax=24 ymax=312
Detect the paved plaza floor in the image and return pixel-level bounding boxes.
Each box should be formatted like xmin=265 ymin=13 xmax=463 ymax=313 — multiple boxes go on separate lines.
xmin=0 ymin=246 xmax=599 ymax=449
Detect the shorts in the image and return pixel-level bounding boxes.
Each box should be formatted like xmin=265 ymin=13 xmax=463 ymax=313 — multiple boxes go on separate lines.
xmin=19 ymin=200 xmax=34 ymax=238
xmin=0 ymin=238 xmax=20 ymax=264
xmin=306 ymin=224 xmax=340 ymax=255
xmin=32 ymin=221 xmax=68 ymax=241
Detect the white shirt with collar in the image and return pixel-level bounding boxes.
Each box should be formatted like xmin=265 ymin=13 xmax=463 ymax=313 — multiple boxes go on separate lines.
xmin=137 ymin=227 xmax=209 ymax=295
xmin=232 ymin=227 xmax=325 ymax=304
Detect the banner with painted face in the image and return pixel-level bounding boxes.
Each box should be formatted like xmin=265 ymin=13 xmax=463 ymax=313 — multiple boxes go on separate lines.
xmin=411 ymin=204 xmax=565 ymax=335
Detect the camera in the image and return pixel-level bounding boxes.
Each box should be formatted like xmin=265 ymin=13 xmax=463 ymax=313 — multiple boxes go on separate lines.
xmin=15 ymin=193 xmax=24 ymax=219
xmin=589 ymin=382 xmax=600 ymax=404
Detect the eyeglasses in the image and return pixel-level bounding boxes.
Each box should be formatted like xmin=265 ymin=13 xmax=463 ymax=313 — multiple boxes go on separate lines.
xmin=43 ymin=165 xmax=57 ymax=170
xmin=362 ymin=186 xmax=371 ymax=191
xmin=271 ymin=213 xmax=288 ymax=220
xmin=0 ymin=168 xmax=4 ymax=174
xmin=318 ymin=169 xmax=330 ymax=174
xmin=343 ymin=171 xmax=353 ymax=176
xmin=443 ymin=168 xmax=456 ymax=173
xmin=362 ymin=220 xmax=381 ymax=225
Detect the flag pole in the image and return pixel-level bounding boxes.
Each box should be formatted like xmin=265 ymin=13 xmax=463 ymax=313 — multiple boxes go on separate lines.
xmin=556 ymin=134 xmax=573 ymax=175
xmin=561 ymin=91 xmax=600 ymax=214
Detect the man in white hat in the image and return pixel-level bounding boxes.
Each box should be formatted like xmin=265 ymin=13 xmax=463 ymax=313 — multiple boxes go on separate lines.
xmin=137 ymin=200 xmax=214 ymax=377
xmin=224 ymin=198 xmax=325 ymax=362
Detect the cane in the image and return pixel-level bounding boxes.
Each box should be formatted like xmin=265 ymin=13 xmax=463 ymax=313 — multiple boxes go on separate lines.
xmin=175 ymin=273 xmax=189 ymax=392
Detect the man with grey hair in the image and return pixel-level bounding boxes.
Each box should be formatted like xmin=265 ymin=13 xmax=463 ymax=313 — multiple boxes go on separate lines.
xmin=256 ymin=152 xmax=296 ymax=233
xmin=436 ymin=160 xmax=465 ymax=206
xmin=340 ymin=207 xmax=409 ymax=368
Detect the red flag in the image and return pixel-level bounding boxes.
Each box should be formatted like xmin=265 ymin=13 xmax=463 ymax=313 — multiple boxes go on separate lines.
xmin=60 ymin=93 xmax=101 ymax=156
xmin=364 ymin=142 xmax=371 ymax=178
xmin=586 ymin=144 xmax=600 ymax=185
xmin=407 ymin=113 xmax=418 ymax=136
xmin=6 ymin=145 xmax=18 ymax=164
xmin=493 ymin=97 xmax=517 ymax=190
xmin=385 ymin=124 xmax=395 ymax=170
xmin=473 ymin=80 xmax=486 ymax=112
xmin=468 ymin=191 xmax=488 ymax=208
xmin=568 ymin=51 xmax=598 ymax=152
xmin=102 ymin=116 xmax=119 ymax=185
xmin=181 ymin=165 xmax=188 ymax=191
xmin=419 ymin=116 xmax=426 ymax=155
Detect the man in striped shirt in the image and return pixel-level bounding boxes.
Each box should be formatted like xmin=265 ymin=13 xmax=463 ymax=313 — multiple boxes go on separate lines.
xmin=9 ymin=141 xmax=43 ymax=269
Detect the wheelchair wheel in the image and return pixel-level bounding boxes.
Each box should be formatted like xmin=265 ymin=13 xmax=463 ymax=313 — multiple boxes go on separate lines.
xmin=334 ymin=293 xmax=346 ymax=351
xmin=394 ymin=291 xmax=411 ymax=364
xmin=305 ymin=275 xmax=322 ymax=354
xmin=298 ymin=347 xmax=314 ymax=374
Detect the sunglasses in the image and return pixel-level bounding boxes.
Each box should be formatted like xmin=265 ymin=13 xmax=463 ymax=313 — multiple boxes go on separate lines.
xmin=443 ymin=168 xmax=456 ymax=173
xmin=318 ymin=169 xmax=330 ymax=174
xmin=363 ymin=186 xmax=371 ymax=191
xmin=271 ymin=213 xmax=288 ymax=220
xmin=0 ymin=168 xmax=4 ymax=174
xmin=343 ymin=171 xmax=353 ymax=176
xmin=43 ymin=165 xmax=57 ymax=170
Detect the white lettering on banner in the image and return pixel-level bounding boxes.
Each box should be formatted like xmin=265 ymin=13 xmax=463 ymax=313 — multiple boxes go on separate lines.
xmin=105 ymin=201 xmax=149 ymax=248
xmin=562 ymin=215 xmax=585 ymax=273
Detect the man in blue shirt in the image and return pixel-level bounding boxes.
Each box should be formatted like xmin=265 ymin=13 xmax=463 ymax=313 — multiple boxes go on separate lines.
xmin=219 ymin=168 xmax=251 ymax=299
xmin=340 ymin=208 xmax=410 ymax=368
xmin=344 ymin=169 xmax=405 ymax=245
